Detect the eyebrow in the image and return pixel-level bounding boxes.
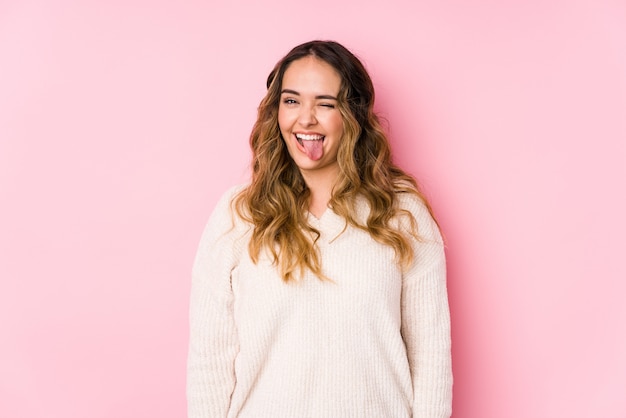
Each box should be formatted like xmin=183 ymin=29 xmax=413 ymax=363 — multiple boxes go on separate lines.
xmin=280 ymin=89 xmax=338 ymax=101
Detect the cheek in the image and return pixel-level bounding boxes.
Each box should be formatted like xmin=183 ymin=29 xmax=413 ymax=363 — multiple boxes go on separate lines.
xmin=277 ymin=112 xmax=294 ymax=145
xmin=330 ymin=114 xmax=344 ymax=136
xmin=277 ymin=108 xmax=285 ymax=130
xmin=277 ymin=109 xmax=291 ymax=134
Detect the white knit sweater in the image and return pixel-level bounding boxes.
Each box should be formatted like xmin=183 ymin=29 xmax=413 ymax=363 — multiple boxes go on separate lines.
xmin=187 ymin=186 xmax=452 ymax=418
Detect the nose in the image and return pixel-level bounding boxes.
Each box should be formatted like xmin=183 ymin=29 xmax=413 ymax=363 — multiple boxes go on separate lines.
xmin=297 ymin=104 xmax=317 ymax=127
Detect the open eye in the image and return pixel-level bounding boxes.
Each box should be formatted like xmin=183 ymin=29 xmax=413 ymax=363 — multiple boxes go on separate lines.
xmin=283 ymin=98 xmax=298 ymax=105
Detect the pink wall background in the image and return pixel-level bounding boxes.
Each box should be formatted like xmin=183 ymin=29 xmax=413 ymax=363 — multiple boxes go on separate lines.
xmin=1 ymin=0 xmax=625 ymax=417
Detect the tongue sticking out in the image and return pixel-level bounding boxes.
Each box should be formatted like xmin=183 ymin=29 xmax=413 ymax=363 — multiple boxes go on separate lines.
xmin=301 ymin=139 xmax=324 ymax=161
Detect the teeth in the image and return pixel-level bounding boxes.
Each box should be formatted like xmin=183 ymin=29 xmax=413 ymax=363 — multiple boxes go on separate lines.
xmin=295 ymin=133 xmax=324 ymax=141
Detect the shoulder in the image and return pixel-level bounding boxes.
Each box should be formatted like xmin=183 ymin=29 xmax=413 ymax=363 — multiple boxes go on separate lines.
xmin=199 ymin=184 xmax=250 ymax=244
xmin=394 ymin=190 xmax=443 ymax=245
xmin=211 ymin=183 xmax=248 ymax=218
xmin=391 ymin=180 xmax=433 ymax=220
xmin=395 ymin=190 xmax=429 ymax=219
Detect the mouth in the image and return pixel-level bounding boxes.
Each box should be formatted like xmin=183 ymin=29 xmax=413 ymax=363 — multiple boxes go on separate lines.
xmin=294 ymin=133 xmax=325 ymax=161
xmin=295 ymin=133 xmax=325 ymax=146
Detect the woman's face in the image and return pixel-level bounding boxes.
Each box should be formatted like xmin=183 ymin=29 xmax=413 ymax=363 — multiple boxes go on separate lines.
xmin=278 ymin=56 xmax=344 ymax=180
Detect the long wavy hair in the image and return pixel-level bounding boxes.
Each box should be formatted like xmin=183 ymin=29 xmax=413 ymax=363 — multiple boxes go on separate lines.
xmin=233 ymin=40 xmax=436 ymax=282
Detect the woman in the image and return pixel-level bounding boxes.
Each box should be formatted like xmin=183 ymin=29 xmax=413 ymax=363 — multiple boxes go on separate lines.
xmin=187 ymin=40 xmax=452 ymax=418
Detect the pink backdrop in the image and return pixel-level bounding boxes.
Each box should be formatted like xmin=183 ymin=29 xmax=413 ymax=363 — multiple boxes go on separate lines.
xmin=1 ymin=1 xmax=625 ymax=417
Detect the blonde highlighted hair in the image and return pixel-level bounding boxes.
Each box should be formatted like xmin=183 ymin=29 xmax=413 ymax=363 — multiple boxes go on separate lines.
xmin=233 ymin=40 xmax=437 ymax=282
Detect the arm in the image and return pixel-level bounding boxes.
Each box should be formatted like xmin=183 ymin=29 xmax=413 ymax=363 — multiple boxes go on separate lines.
xmin=400 ymin=198 xmax=453 ymax=418
xmin=187 ymin=189 xmax=243 ymax=418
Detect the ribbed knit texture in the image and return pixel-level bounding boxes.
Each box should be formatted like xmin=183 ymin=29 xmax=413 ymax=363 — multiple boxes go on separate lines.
xmin=187 ymin=186 xmax=452 ymax=418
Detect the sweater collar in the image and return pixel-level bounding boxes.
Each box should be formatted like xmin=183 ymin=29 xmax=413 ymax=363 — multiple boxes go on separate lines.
xmin=307 ymin=196 xmax=369 ymax=243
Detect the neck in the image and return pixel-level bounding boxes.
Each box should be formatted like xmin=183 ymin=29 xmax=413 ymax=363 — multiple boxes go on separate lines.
xmin=300 ymin=165 xmax=339 ymax=218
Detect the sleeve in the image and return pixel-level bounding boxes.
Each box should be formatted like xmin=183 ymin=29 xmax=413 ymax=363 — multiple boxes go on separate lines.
xmin=187 ymin=187 xmax=244 ymax=418
xmin=400 ymin=196 xmax=453 ymax=418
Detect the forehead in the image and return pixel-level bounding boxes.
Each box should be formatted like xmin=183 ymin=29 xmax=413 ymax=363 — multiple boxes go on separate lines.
xmin=281 ymin=56 xmax=341 ymax=94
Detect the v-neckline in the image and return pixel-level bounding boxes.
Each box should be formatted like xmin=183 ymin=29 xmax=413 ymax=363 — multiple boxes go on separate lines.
xmin=307 ymin=207 xmax=347 ymax=243
xmin=307 ymin=208 xmax=328 ymax=221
